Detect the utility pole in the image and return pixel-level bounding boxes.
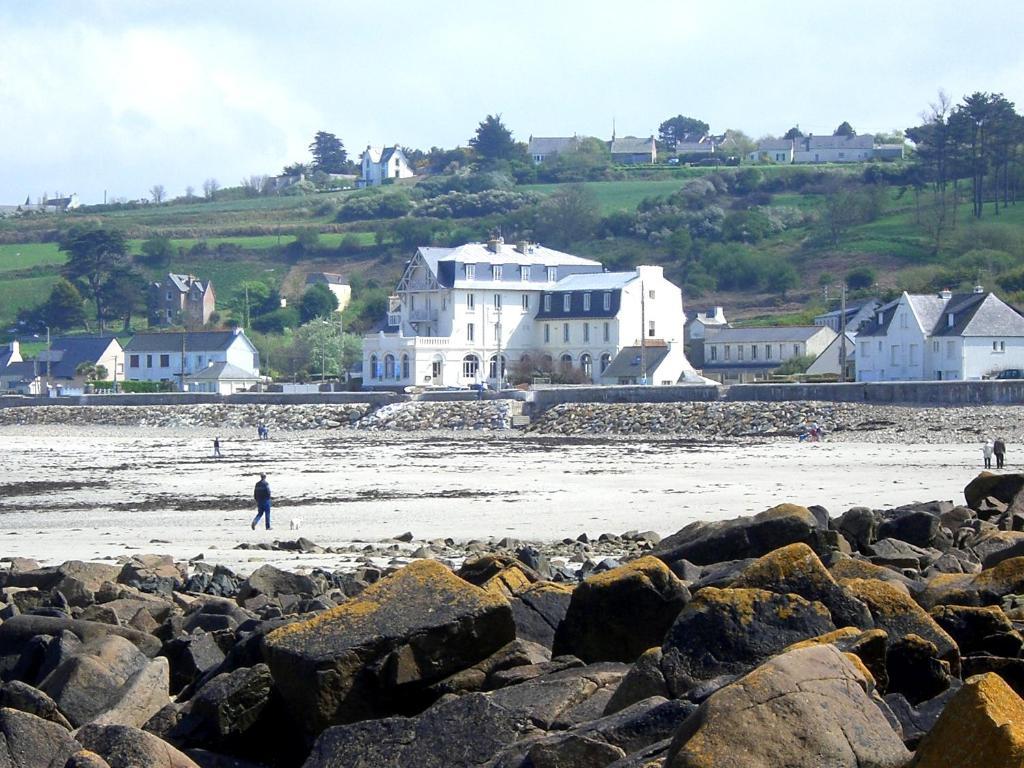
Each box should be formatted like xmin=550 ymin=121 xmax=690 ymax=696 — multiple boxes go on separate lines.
xmin=639 ymin=281 xmax=647 ymax=385
xmin=838 ymin=282 xmax=848 ymax=382
xmin=45 ymin=326 xmax=51 ymax=383
xmin=244 ymin=285 xmax=250 ymax=329
xmin=495 ymin=303 xmax=503 ymax=390
xmin=180 ymin=331 xmax=186 ymax=392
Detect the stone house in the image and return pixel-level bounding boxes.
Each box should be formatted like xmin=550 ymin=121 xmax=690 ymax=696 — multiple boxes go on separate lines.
xmin=149 ymin=274 xmax=215 ymax=327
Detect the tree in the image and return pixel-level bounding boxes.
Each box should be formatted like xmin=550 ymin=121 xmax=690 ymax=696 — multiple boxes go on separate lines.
xmin=300 ymin=283 xmax=339 ymax=323
xmin=75 ymin=362 xmax=107 ymax=381
xmin=202 ymin=178 xmax=220 ymax=200
xmin=783 ymin=126 xmax=804 ymax=140
xmin=40 ymin=278 xmax=86 ymax=331
xmin=718 ymin=129 xmax=755 ymax=159
xmin=241 ymin=175 xmax=269 ymax=197
xmin=282 ymin=162 xmax=309 ymax=176
xmin=834 ymin=121 xmax=856 ymax=136
xmin=139 ymin=236 xmax=175 ymax=269
xmin=657 ymin=115 xmax=710 ymax=146
xmin=99 ymin=267 xmax=147 ymax=331
xmin=60 ymin=226 xmax=129 ymax=330
xmin=846 ymin=266 xmax=876 ymax=290
xmin=775 ymin=354 xmax=815 ymax=375
xmin=149 ymin=184 xmax=166 ymax=204
xmin=469 ymin=114 xmax=519 ymax=162
xmin=766 ymin=262 xmax=798 ymax=297
xmin=534 ymin=184 xmax=600 ymax=247
xmin=184 ymin=185 xmax=197 ymax=200
xmin=296 ymin=321 xmax=355 ymax=379
xmin=309 ymin=131 xmax=347 ymax=173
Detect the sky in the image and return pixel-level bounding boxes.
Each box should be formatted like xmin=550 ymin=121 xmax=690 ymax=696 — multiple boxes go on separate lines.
xmin=2 ymin=0 xmax=1023 ymax=205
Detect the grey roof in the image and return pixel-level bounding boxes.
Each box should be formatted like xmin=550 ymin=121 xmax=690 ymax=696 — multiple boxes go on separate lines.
xmin=906 ymin=294 xmax=947 ymax=333
xmin=419 ymin=243 xmax=600 ymax=272
xmin=803 ymin=134 xmax=874 ymax=150
xmin=124 ymin=331 xmax=242 ymax=353
xmin=553 ymin=271 xmax=638 ymax=291
xmin=528 ymin=137 xmax=579 ymax=155
xmin=0 ymin=345 xmax=17 ymax=368
xmin=937 ymin=293 xmax=1024 ymax=337
xmin=306 ymin=272 xmax=346 ymax=285
xmin=37 ymin=336 xmax=119 ymax=379
xmin=186 ymin=362 xmax=258 ymax=381
xmin=163 ymin=274 xmax=209 ymax=294
xmin=756 ymin=139 xmax=795 ymax=151
xmin=704 ymin=326 xmax=831 ymax=343
xmin=601 ymin=345 xmax=671 ymax=379
xmin=610 ymin=136 xmax=655 ymax=155
xmin=0 ymin=361 xmax=39 ymax=380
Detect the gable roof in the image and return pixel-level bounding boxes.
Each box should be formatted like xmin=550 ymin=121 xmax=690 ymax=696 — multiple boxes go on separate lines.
xmin=306 ymin=272 xmax=347 ymax=285
xmin=601 ymin=345 xmax=671 ymax=379
xmin=936 ymin=292 xmax=1024 ymax=337
xmin=552 ymin=271 xmax=638 ymax=291
xmin=704 ymin=326 xmax=832 ymax=344
xmin=610 ymin=136 xmax=655 ymax=155
xmin=419 ymin=243 xmax=600 ymax=273
xmin=803 ymin=134 xmax=874 ymax=150
xmin=528 ymin=137 xmax=579 ymax=155
xmin=0 ymin=344 xmax=19 ymax=368
xmin=124 ymin=331 xmax=244 ymax=353
xmin=38 ymin=336 xmax=120 ymax=378
xmin=161 ymin=273 xmax=209 ymax=294
xmin=185 ymin=362 xmax=258 ymax=381
xmin=756 ymin=139 xmax=795 ymax=151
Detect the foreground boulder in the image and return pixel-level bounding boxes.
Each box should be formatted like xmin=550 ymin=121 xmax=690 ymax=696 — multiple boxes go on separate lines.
xmin=917 ymin=556 xmax=1024 ymax=609
xmin=910 ymin=672 xmax=1024 ymax=767
xmin=665 ymin=645 xmax=909 ymax=768
xmin=652 ymin=504 xmax=824 ymax=567
xmin=553 ymin=557 xmax=690 ymax=663
xmin=659 ymin=587 xmax=835 ymax=696
xmin=964 ymin=472 xmax=1024 ymax=511
xmin=262 ymin=559 xmax=515 ymax=731
xmin=76 ymin=723 xmax=199 ymax=768
xmin=0 ymin=706 xmax=80 ymax=766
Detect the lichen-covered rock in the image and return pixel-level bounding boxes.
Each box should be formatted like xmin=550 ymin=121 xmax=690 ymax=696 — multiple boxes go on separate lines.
xmin=930 ymin=604 xmax=1023 ymax=657
xmin=508 ymin=582 xmax=572 ymax=649
xmin=784 ymin=627 xmax=889 ymax=691
xmin=75 ymin=723 xmax=200 ymax=768
xmin=665 ymin=645 xmax=909 ymax=768
xmin=0 ymin=707 xmax=80 ymax=766
xmin=964 ymin=472 xmax=1024 ymax=511
xmin=730 ymin=543 xmax=873 ymax=629
xmin=659 ymin=587 xmax=835 ymax=696
xmin=553 ymin=557 xmax=690 ymax=664
xmin=910 ymin=672 xmax=1024 ymax=767
xmin=918 ymin=556 xmax=1024 ymax=609
xmin=262 ymin=560 xmax=515 ymax=731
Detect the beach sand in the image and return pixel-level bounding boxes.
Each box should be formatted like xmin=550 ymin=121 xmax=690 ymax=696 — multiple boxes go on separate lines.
xmin=0 ymin=425 xmax=996 ymax=574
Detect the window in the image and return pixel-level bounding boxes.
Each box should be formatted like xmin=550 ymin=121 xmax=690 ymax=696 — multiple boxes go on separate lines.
xmin=370 ymin=355 xmax=378 ymax=379
xmin=948 ymin=313 xmax=955 ymax=327
xmin=900 ymin=312 xmax=907 ymax=329
xmin=560 ymin=353 xmax=572 ymax=372
xmin=933 ymin=341 xmax=940 ymax=353
xmin=648 ymin=320 xmax=655 ymax=337
xmin=493 ymin=323 xmax=500 ymax=343
xmin=583 ymin=293 xmax=591 ymax=311
xmin=737 ymin=346 xmax=744 ymax=361
xmin=384 ymin=354 xmax=396 ymax=378
xmin=467 ymin=323 xmax=475 ymax=342
xmin=724 ymin=345 xmax=731 ymax=361
xmin=583 ymin=324 xmax=590 ymax=342
xmin=860 ymin=342 xmax=868 ymax=357
xmin=493 ymin=293 xmax=502 ymax=309
xmin=462 ymin=354 xmax=480 ymax=379
xmin=402 ymin=354 xmax=410 ymax=379
xmin=466 ymin=264 xmax=476 ymax=280
xmin=793 ymin=344 xmax=800 ymax=357
xmin=580 ymin=353 xmax=592 ymax=379
xmin=547 ymin=267 xmax=557 ymax=282
xmin=603 ymin=292 xmax=611 ymax=311
xmin=492 ymin=265 xmax=502 ymax=281
xmin=603 ymin=322 xmax=610 ymax=342
xmin=467 ymin=293 xmax=475 ymax=310
xmin=563 ymin=323 xmax=570 ymax=343
xmin=877 ymin=341 xmax=882 ymax=352
xmin=648 ymin=289 xmax=656 ymax=299
xmin=751 ymin=345 xmax=757 ymax=360
xmin=432 ymin=355 xmax=443 ymax=380
xmin=166 ymin=291 xmax=172 ymax=301
xmin=765 ymin=345 xmax=772 ymax=360
xmin=562 ymin=294 xmax=571 ymax=312
xmin=946 ymin=340 xmax=955 ymax=359
xmin=909 ymin=344 xmax=918 ymax=365
xmin=521 ymin=294 xmax=529 ymax=310
xmin=891 ymin=345 xmax=899 ymax=365
xmin=994 ymin=340 xmax=1006 ymax=353
xmin=710 ymin=346 xmax=717 ymax=361
xmin=129 ymin=354 xmax=140 ymax=368
xmin=1001 ymin=341 xmax=1006 ymax=352
xmin=489 ymin=354 xmax=505 ymax=380
xmin=543 ymin=295 xmax=551 ymax=312
xmin=196 ymin=355 xmax=204 ymax=368
xmin=146 ymin=354 xmax=153 ymax=368
xmin=520 ymin=266 xmax=530 ymax=282
xmin=600 ymin=352 xmax=612 ymax=373
xmin=544 ymin=324 xmax=550 ymax=343
xmin=410 ymin=295 xmax=416 ymax=310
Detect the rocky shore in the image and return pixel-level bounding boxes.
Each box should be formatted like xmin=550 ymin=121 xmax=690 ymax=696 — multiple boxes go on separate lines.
xmin=4 ymin=473 xmax=1024 ymax=766
xmin=1 ymin=400 xmax=1023 ymax=442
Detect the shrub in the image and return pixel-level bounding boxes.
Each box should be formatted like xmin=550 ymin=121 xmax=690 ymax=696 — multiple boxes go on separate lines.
xmin=413 ymin=189 xmax=539 ymax=218
xmin=846 ymin=266 xmax=876 ymax=290
xmin=252 ymin=307 xmax=300 ymax=333
xmin=335 ymin=192 xmax=414 ymax=222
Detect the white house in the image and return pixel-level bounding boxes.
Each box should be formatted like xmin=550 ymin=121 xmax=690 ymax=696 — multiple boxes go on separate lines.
xmin=358 ymin=145 xmax=415 ymax=187
xmin=806 ymin=332 xmax=857 ymax=379
xmin=361 ymin=238 xmax=699 ymax=388
xmin=794 ymin=134 xmax=874 ymax=164
xmin=748 ymin=139 xmax=795 ymax=164
xmin=305 ymin=272 xmax=352 ymax=312
xmin=527 ymin=136 xmax=581 ymax=164
xmin=814 ymin=299 xmax=881 ymax=334
xmin=124 ymin=329 xmax=260 ymax=390
xmin=855 ymin=289 xmax=1024 ymax=381
xmin=702 ymin=326 xmax=837 ymax=383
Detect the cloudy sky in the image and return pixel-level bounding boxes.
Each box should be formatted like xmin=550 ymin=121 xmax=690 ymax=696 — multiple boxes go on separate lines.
xmin=2 ymin=1 xmax=1022 ymax=204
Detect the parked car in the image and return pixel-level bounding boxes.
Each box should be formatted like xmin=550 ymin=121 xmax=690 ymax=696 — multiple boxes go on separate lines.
xmin=995 ymin=369 xmax=1024 ymax=380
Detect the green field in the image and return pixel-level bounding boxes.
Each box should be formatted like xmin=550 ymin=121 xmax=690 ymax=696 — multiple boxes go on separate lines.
xmin=1 ymin=275 xmax=61 ymax=329
xmin=0 ymin=242 xmax=64 ymax=271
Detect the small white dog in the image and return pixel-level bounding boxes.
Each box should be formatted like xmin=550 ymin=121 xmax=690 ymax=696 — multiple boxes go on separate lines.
xmin=289 ymin=518 xmax=302 ymax=531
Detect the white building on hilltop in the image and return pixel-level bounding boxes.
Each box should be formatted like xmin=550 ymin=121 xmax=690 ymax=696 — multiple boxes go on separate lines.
xmin=358 ymin=145 xmax=415 ymax=187
xmin=362 ymin=239 xmax=700 ymax=388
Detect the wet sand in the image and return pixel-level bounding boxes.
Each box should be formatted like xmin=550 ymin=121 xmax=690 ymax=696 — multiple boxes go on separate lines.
xmin=0 ymin=426 xmax=996 ymax=574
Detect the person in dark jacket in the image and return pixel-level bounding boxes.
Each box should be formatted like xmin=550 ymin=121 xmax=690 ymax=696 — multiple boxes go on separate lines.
xmin=994 ymin=438 xmax=1007 ymax=469
xmin=252 ymin=473 xmax=272 ymax=530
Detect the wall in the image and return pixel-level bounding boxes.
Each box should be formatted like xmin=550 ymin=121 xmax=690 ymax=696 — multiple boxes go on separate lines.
xmin=529 ymin=384 xmax=720 ymax=412
xmin=725 ymin=381 xmax=1024 ymax=405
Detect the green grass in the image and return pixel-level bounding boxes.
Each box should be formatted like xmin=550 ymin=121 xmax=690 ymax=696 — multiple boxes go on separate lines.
xmin=0 ymin=242 xmax=64 ymax=272
xmin=521 ymin=180 xmax=690 ymax=214
xmin=126 ymin=231 xmax=377 ymax=253
xmin=1 ymin=275 xmax=61 ymax=329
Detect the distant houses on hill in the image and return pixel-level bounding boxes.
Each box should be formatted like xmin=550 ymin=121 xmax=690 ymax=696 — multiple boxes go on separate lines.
xmin=149 ymin=273 xmax=216 ymax=327
xmin=748 ymin=134 xmax=904 ymax=164
xmin=358 ymin=145 xmax=415 ymax=187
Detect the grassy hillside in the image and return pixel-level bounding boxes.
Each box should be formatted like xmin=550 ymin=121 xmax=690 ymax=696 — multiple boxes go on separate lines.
xmin=2 ymin=164 xmax=1023 ymax=337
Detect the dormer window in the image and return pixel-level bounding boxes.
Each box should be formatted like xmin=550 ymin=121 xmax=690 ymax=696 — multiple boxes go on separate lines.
xmin=562 ymin=294 xmax=571 ymax=312
xmin=603 ymin=292 xmax=611 ymax=311
xmin=521 ymin=266 xmax=530 ymax=281
xmin=492 ymin=265 xmax=502 ymax=281
xmin=583 ymin=293 xmax=591 ymax=311
xmin=948 ymin=313 xmax=955 ymax=327
xmin=465 ymin=264 xmax=475 ymax=280
xmin=543 ymin=295 xmax=551 ymax=312
xmin=547 ymin=267 xmax=556 ymax=282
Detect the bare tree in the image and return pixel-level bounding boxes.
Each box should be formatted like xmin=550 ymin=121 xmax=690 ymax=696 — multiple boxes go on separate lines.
xmin=184 ymin=185 xmax=196 ymax=200
xmin=149 ymin=184 xmax=166 ymax=204
xmin=241 ymin=175 xmax=269 ymax=197
xmin=202 ymin=178 xmax=220 ymax=201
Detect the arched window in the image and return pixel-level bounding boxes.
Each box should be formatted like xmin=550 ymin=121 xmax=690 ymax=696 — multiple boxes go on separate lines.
xmin=431 ymin=354 xmax=444 ymax=382
xmin=401 ymin=354 xmax=410 ymax=379
xmin=559 ymin=353 xmax=573 ymax=373
xmin=462 ymin=354 xmax=480 ymax=379
xmin=488 ymin=354 xmax=506 ymax=380
xmin=580 ymin=353 xmax=593 ymax=380
xmin=541 ymin=354 xmax=553 ymax=372
xmin=370 ymin=355 xmax=378 ymax=379
xmin=384 ymin=354 xmax=396 ymax=379
xmin=600 ymin=352 xmax=612 ymax=373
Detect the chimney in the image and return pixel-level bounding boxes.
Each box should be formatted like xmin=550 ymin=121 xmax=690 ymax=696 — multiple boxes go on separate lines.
xmin=973 ymin=285 xmax=985 ymax=294
xmin=487 ymin=235 xmax=504 ymax=253
xmin=939 ymin=289 xmax=952 ymax=300
xmin=515 ymin=240 xmax=531 ymax=255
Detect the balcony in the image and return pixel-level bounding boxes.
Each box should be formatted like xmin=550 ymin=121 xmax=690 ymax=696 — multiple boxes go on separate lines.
xmin=387 ymin=312 xmax=401 ymax=326
xmin=408 ymin=308 xmax=439 ymax=323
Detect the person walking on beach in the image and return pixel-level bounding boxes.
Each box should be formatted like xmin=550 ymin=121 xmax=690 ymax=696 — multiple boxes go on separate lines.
xmin=995 ymin=438 xmax=1007 ymax=469
xmin=252 ymin=473 xmax=271 ymax=530
xmin=983 ymin=439 xmax=994 ymax=469
xmin=213 ymin=437 xmax=222 ymax=458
